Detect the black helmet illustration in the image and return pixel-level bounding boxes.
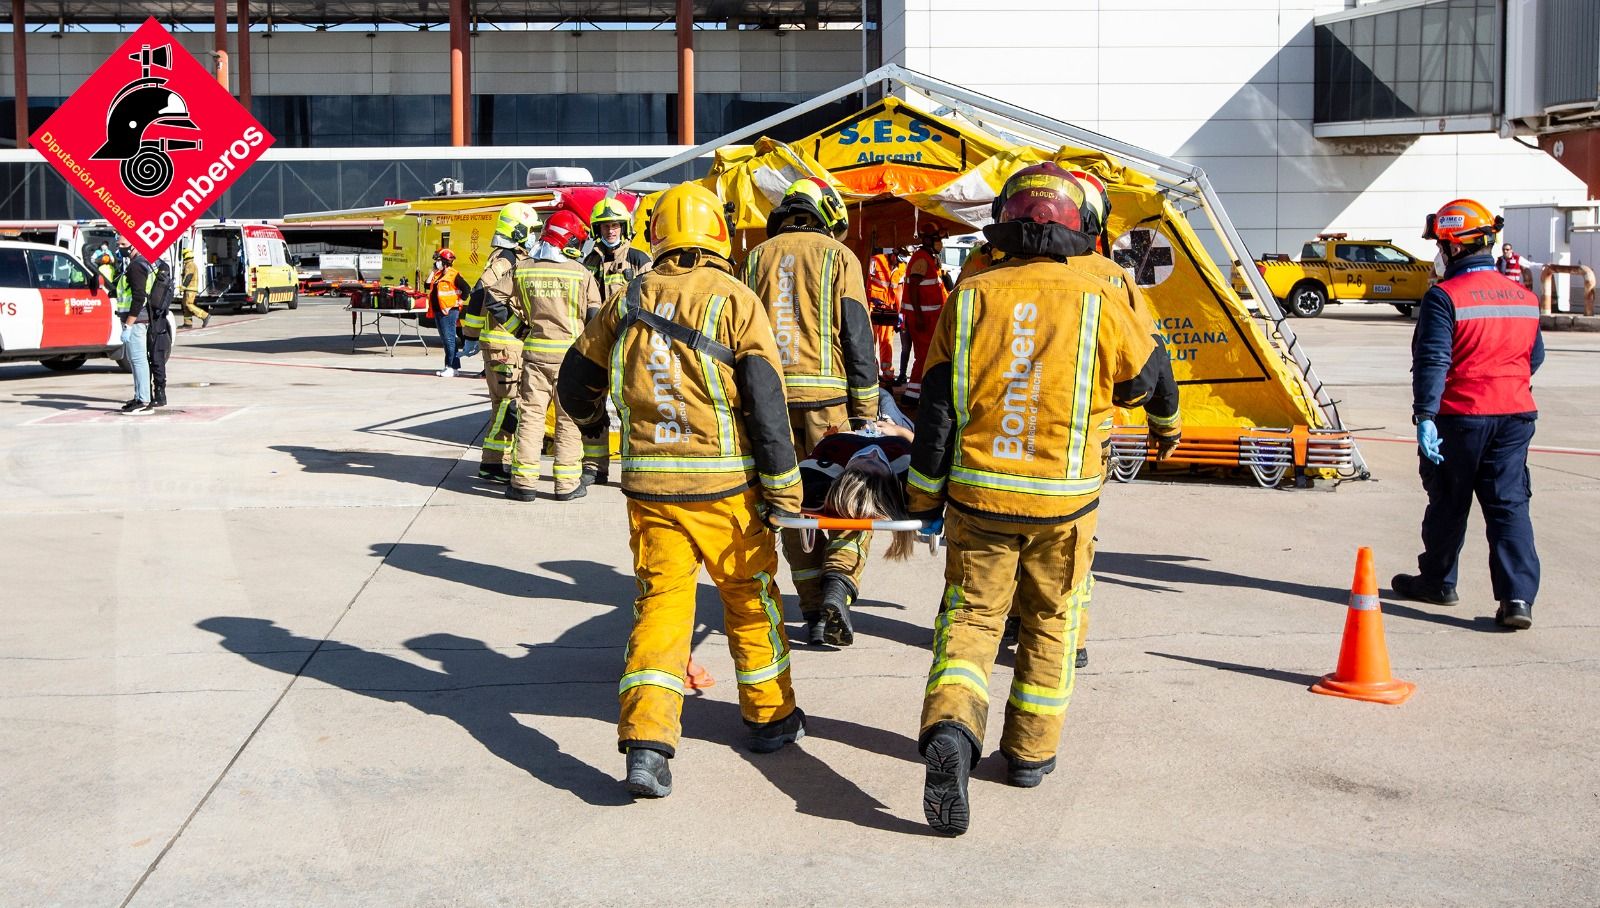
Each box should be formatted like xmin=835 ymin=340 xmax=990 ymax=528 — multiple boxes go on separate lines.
xmin=90 ymin=44 xmax=202 ymax=197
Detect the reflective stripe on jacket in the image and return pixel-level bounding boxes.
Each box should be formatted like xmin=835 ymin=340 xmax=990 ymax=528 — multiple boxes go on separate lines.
xmin=1434 ymin=266 xmax=1542 ymax=416
xmin=1066 ymin=252 xmax=1182 ymax=437
xmin=561 ymin=255 xmax=802 ymax=509
xmin=743 ymin=229 xmax=878 ymax=417
xmin=464 ymin=249 xmax=521 ymax=346
xmin=905 ymin=248 xmax=948 ymax=313
xmin=867 ymin=253 xmax=900 ymax=310
xmin=906 ymin=257 xmax=1156 ymax=523
xmin=513 ymin=257 xmax=603 ymax=360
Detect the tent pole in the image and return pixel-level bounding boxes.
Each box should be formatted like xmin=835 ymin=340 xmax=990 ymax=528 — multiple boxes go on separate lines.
xmin=1191 ymin=170 xmax=1366 ymax=472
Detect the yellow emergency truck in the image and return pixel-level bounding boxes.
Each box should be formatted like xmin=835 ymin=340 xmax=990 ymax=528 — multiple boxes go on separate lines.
xmin=1236 ymin=233 xmax=1432 ymax=317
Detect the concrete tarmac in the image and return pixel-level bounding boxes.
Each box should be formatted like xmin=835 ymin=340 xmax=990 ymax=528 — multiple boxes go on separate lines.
xmin=2 ymin=300 xmax=1596 ymax=907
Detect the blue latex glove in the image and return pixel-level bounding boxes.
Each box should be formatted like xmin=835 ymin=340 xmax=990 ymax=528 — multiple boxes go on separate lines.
xmin=1416 ymin=419 xmax=1444 ymax=464
xmin=922 ymin=516 xmax=945 ymax=536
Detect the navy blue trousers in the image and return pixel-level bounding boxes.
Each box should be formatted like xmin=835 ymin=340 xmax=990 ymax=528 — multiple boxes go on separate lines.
xmin=1417 ymin=414 xmax=1540 ymax=603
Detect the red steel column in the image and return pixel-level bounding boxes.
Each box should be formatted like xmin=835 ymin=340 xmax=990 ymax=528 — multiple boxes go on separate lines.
xmin=462 ymin=4 xmax=473 ymax=144
xmin=449 ymin=0 xmax=466 ymax=146
xmin=11 ymin=0 xmax=28 ymax=146
xmin=676 ymin=0 xmax=693 ymax=144
xmin=214 ymin=0 xmax=230 ymax=88
xmin=236 ymin=0 xmax=252 ymax=108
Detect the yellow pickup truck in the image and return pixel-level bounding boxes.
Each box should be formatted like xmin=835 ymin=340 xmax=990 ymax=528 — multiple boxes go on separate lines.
xmin=1236 ymin=234 xmax=1432 ymax=318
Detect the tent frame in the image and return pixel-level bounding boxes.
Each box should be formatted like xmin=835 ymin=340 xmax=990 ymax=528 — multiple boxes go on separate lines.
xmin=612 ymin=64 xmax=1366 ymax=476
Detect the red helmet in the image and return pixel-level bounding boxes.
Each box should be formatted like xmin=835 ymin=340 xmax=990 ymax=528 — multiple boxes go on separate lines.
xmin=993 ymin=162 xmax=1085 ymax=230
xmin=434 ymin=248 xmax=456 ymax=264
xmin=1067 ymin=169 xmax=1110 ymax=234
xmin=1423 ymin=198 xmax=1502 ymax=245
xmin=542 ymin=210 xmax=590 ymax=251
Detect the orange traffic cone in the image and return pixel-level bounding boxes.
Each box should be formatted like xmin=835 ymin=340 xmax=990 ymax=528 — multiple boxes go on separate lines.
xmin=685 ymin=657 xmax=715 ymax=690
xmin=1311 ymin=547 xmax=1415 ymax=705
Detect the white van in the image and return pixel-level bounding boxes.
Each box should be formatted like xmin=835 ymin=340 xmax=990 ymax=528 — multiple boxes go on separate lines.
xmin=182 ymin=221 xmax=300 ymax=314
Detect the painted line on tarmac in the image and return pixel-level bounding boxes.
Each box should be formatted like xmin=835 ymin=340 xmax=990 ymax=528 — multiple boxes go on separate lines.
xmin=1355 ymin=434 xmax=1600 ymax=458
xmin=172 ymin=353 xmax=448 ymax=378
xmin=179 ymin=315 xmax=266 ymax=335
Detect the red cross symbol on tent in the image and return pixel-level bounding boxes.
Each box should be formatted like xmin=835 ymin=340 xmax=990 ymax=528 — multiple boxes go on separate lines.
xmin=1112 ymin=228 xmax=1175 ymax=287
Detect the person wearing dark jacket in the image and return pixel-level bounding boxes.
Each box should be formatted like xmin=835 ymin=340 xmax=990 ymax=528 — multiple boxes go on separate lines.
xmin=1393 ymin=199 xmax=1545 ymax=630
xmin=114 ymin=238 xmax=155 ymax=415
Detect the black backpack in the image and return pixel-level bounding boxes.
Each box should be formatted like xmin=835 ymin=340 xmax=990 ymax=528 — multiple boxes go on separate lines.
xmin=147 ymin=260 xmax=175 ymax=317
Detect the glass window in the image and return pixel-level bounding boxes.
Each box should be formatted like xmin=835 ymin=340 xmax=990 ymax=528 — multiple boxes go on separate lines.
xmin=27 ymin=249 xmax=89 ymax=289
xmin=1301 ymin=242 xmax=1326 ymax=260
xmin=0 ymin=248 xmax=29 ymax=288
xmin=1370 ymin=246 xmax=1414 ymax=264
xmin=1333 ymin=244 xmax=1370 ymax=263
xmin=1398 ymin=7 xmax=1422 ymax=44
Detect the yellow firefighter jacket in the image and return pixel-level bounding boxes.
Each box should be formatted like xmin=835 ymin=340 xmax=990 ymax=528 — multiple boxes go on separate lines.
xmin=512 ymin=255 xmax=603 ymax=362
xmin=180 ymin=258 xmax=200 ymax=295
xmin=907 ymin=256 xmax=1160 ymax=523
xmin=1063 ymin=252 xmax=1182 ymax=439
xmin=583 ymin=242 xmax=653 ymax=299
xmin=460 ymin=247 xmax=520 ymax=345
xmin=558 ymin=253 xmax=803 ymax=511
xmin=742 ymin=228 xmax=878 ymax=418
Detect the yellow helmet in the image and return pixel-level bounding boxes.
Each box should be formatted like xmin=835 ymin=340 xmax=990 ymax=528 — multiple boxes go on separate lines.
xmin=778 ymin=177 xmax=848 ymax=235
xmin=181 ymin=246 xmax=195 ymax=260
xmin=590 ymin=197 xmax=634 ymax=239
xmin=493 ymin=201 xmax=542 ymax=249
xmin=648 ymin=182 xmax=731 ymax=260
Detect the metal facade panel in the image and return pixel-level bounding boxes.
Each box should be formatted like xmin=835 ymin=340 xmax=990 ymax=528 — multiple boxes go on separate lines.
xmin=1538 ymin=0 xmax=1600 ymax=108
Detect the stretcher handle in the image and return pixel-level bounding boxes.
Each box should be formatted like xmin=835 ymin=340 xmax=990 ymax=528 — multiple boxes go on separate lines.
xmin=772 ymin=516 xmax=927 ymax=532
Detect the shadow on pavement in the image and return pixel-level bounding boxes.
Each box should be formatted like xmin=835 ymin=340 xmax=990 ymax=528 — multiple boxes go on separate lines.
xmin=199 ymin=612 xmax=931 ymax=833
xmin=271 ymin=444 xmax=461 ymax=489
xmin=11 ymin=392 xmax=119 ymax=410
xmin=1145 ymin=650 xmax=1323 ymax=687
xmin=1378 ymin=597 xmax=1509 ymax=633
xmin=1095 ymin=551 xmax=1349 ymax=604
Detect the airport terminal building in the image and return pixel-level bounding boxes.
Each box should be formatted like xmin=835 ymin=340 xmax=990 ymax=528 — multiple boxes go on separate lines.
xmin=2 ymin=0 xmax=1596 ymax=260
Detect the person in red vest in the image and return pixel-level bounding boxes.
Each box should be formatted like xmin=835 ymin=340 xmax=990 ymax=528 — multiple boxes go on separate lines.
xmin=1495 ymin=242 xmax=1523 ymax=285
xmin=901 ymin=226 xmax=951 ymax=406
xmin=1392 ymin=199 xmax=1545 ymax=630
xmin=866 ymin=248 xmax=902 ymax=384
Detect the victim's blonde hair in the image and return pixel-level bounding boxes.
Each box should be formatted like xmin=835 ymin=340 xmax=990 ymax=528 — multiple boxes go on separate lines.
xmin=823 ymin=456 xmax=916 ymax=561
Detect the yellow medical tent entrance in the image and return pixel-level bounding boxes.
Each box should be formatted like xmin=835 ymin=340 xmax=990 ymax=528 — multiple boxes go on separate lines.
xmin=615 ymin=65 xmax=1367 ymax=486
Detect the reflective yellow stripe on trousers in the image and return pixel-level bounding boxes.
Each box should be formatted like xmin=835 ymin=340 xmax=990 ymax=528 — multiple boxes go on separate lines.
xmin=1006 ymin=572 xmax=1091 ymax=716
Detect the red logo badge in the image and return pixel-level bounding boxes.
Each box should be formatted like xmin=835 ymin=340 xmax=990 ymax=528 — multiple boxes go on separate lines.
xmin=29 ymin=17 xmax=274 ymax=261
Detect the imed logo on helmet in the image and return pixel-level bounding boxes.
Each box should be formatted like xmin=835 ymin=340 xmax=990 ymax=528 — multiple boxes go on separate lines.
xmin=30 ymin=17 xmax=273 ymax=261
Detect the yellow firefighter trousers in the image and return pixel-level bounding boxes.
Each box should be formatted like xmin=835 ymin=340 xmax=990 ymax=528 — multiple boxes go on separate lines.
xmin=180 ymin=292 xmax=208 ymax=325
xmin=510 ymin=356 xmax=582 ymax=494
xmin=620 ymin=489 xmax=797 ymax=753
xmin=782 ymin=403 xmax=870 ymax=615
xmin=480 ymin=341 xmax=522 ymax=466
xmin=922 ymin=507 xmax=1098 ymax=764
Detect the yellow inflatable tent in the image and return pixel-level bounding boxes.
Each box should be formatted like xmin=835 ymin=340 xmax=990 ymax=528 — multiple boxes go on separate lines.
xmin=618 ymin=67 xmax=1363 ymax=484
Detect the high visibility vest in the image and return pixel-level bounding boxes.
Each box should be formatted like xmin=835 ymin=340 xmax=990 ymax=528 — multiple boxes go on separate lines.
xmin=1436 ymin=267 xmax=1542 ymax=416
xmin=867 ymin=253 xmax=900 ymax=310
xmin=431 ymin=266 xmax=462 ymax=310
xmin=905 ymin=248 xmax=947 ymax=313
xmin=102 ymin=264 xmax=125 ymax=314
xmin=1501 ymin=251 xmax=1522 ymax=282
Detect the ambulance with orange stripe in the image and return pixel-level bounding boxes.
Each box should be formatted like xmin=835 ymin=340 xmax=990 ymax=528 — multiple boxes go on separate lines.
xmin=1237 ymin=233 xmax=1432 ymax=318
xmin=0 ymin=239 xmax=124 ymax=372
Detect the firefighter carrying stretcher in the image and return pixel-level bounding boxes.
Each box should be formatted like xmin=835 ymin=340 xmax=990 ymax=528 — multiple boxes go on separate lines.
xmin=905 ymin=163 xmax=1181 ymax=837
xmin=557 ymin=181 xmax=806 ymax=799
xmin=742 ymin=177 xmax=880 ymax=648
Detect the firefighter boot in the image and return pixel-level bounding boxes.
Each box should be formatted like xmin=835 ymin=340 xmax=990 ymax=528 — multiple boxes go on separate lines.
xmin=1004 ymin=752 xmax=1057 ymax=789
xmin=748 ymin=707 xmax=806 ymax=754
xmin=1075 ymin=647 xmax=1089 ymax=669
xmin=478 ymin=464 xmax=512 ymax=484
xmin=801 ymin=612 xmax=826 ymax=647
xmin=1496 ymin=600 xmax=1533 ymax=630
xmin=624 ymin=747 xmax=672 ymax=798
xmin=505 ymin=485 xmax=538 ymax=503
xmin=820 ymin=573 xmax=856 ymax=647
xmin=582 ymin=461 xmax=609 ymax=487
xmin=921 ymin=722 xmax=977 ymax=837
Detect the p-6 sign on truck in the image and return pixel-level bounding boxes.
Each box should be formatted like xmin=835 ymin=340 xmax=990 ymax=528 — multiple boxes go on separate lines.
xmin=1236 ymin=234 xmax=1432 ymax=318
